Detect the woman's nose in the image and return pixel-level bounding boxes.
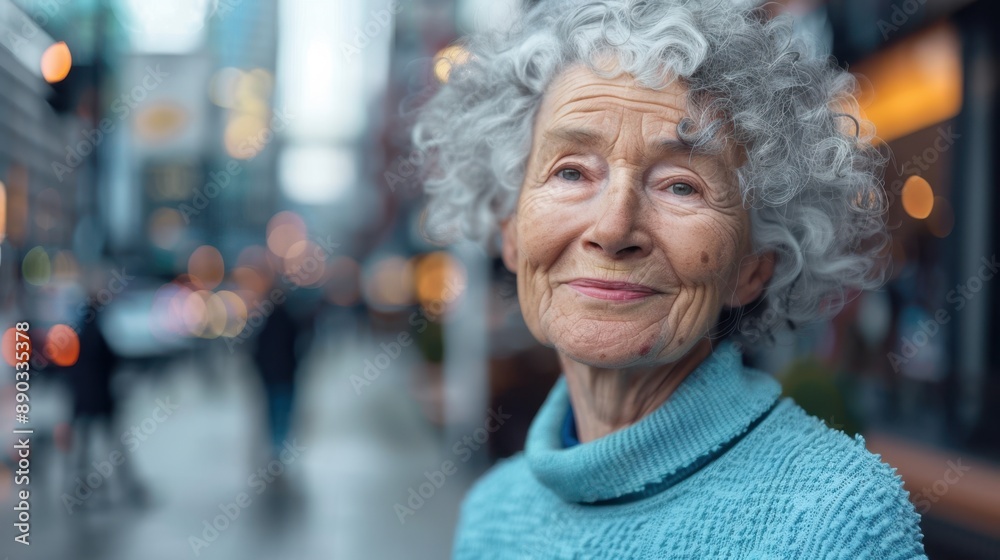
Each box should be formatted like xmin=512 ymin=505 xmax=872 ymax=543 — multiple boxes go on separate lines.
xmin=581 ymin=175 xmax=651 ymax=259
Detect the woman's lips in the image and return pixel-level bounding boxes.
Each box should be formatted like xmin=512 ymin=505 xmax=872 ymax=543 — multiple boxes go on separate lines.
xmin=566 ymin=279 xmax=660 ymax=301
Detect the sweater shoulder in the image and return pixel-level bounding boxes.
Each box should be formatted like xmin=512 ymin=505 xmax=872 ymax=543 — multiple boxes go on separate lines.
xmin=754 ymin=399 xmax=927 ymax=559
xmin=761 ymin=398 xmax=912 ymax=485
xmin=463 ymin=452 xmax=531 ymax=505
xmin=453 ymin=453 xmax=536 ymax=541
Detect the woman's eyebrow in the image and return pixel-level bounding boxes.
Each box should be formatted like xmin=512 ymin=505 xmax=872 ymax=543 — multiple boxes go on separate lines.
xmin=543 ymin=127 xmax=607 ymax=149
xmin=542 ymin=127 xmax=725 ymax=167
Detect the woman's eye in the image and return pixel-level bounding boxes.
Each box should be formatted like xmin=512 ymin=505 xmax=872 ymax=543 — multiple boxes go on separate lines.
xmin=556 ymin=168 xmax=582 ymax=181
xmin=668 ymin=182 xmax=695 ymax=196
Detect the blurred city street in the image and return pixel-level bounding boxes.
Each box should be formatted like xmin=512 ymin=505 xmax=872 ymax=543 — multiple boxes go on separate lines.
xmin=0 ymin=318 xmax=473 ymax=559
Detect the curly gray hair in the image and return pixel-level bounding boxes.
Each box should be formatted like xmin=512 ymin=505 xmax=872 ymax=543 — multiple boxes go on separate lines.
xmin=411 ymin=0 xmax=888 ymax=345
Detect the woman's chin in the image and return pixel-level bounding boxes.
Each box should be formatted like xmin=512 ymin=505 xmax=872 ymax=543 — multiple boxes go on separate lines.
xmin=554 ymin=342 xmax=662 ymax=369
xmin=547 ymin=327 xmax=709 ymax=369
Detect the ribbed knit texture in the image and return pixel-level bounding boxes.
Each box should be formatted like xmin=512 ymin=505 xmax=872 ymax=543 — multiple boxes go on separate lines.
xmin=453 ymin=341 xmax=927 ymax=559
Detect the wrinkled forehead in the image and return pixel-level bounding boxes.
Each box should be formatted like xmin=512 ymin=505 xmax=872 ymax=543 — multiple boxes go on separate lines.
xmin=532 ymin=63 xmax=742 ymax=177
xmin=541 ymin=63 xmax=686 ymax=113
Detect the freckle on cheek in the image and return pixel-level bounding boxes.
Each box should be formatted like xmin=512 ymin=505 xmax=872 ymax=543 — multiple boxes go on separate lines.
xmin=701 ymin=251 xmax=709 ymax=264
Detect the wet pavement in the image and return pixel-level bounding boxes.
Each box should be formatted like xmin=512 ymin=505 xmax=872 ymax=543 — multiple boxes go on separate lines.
xmin=0 ymin=323 xmax=476 ymax=559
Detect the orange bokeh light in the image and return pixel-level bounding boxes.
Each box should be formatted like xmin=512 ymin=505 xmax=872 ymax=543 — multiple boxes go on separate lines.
xmin=902 ymin=176 xmax=934 ymax=220
xmin=44 ymin=324 xmax=79 ymax=367
xmin=414 ymin=251 xmax=466 ymax=309
xmin=853 ymin=24 xmax=962 ymax=143
xmin=266 ymin=212 xmax=307 ymax=258
xmin=41 ymin=41 xmax=72 ymax=84
xmin=188 ymin=245 xmax=225 ymax=290
xmin=283 ymin=240 xmax=325 ymax=286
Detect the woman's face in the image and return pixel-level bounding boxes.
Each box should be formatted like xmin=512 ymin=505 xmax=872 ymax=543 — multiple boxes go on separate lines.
xmin=502 ymin=63 xmax=772 ymax=367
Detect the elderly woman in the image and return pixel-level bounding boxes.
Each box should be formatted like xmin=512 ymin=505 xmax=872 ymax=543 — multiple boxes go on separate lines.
xmin=412 ymin=0 xmax=926 ymax=557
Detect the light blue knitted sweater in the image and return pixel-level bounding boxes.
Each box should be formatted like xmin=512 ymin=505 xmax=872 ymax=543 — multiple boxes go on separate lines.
xmin=453 ymin=341 xmax=927 ymax=559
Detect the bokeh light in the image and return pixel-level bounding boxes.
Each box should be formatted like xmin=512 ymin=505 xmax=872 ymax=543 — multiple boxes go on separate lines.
xmin=52 ymin=251 xmax=79 ymax=281
xmin=41 ymin=41 xmax=72 ymax=83
xmin=44 ymin=324 xmax=80 ymax=367
xmin=188 ymin=245 xmax=225 ymax=290
xmin=217 ymin=290 xmax=249 ymax=337
xmin=173 ymin=273 xmax=206 ymax=292
xmin=149 ymin=207 xmax=186 ymax=249
xmin=240 ymin=68 xmax=274 ymax=107
xmin=150 ymin=282 xmax=197 ymax=339
xmin=209 ymin=67 xmax=243 ymax=108
xmin=364 ymin=255 xmax=414 ymax=308
xmin=200 ymin=291 xmax=228 ymax=338
xmin=135 ymin=103 xmax=189 ymax=144
xmin=433 ymin=45 xmax=471 ymax=83
xmin=181 ymin=290 xmax=209 ymax=336
xmin=224 ymin=113 xmax=269 ymax=159
xmin=232 ymin=266 xmax=271 ymax=298
xmin=266 ymin=212 xmax=307 ymax=258
xmin=902 ymin=176 xmax=934 ymax=219
xmin=22 ymin=246 xmax=52 ymax=286
xmin=413 ymin=251 xmax=466 ymax=312
xmin=283 ymin=240 xmax=326 ymax=287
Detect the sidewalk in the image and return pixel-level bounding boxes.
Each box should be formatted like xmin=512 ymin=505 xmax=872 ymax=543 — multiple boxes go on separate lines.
xmin=0 ymin=324 xmax=474 ymax=559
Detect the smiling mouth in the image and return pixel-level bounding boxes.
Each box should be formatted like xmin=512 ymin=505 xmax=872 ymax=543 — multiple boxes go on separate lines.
xmin=565 ymin=279 xmax=661 ymax=301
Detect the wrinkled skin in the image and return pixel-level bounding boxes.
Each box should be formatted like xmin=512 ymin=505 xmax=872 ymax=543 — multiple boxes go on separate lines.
xmin=501 ymin=63 xmax=775 ymax=440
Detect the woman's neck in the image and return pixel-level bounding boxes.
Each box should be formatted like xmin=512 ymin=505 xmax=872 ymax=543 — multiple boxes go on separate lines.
xmin=559 ymin=337 xmax=714 ymax=443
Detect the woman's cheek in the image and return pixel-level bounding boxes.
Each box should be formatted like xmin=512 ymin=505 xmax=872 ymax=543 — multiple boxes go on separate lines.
xmin=519 ymin=198 xmax=579 ymax=260
xmin=668 ymin=217 xmax=741 ymax=286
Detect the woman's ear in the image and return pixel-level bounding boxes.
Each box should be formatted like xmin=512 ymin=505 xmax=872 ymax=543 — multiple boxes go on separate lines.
xmin=729 ymin=251 xmax=776 ymax=307
xmin=500 ymin=215 xmax=518 ymax=274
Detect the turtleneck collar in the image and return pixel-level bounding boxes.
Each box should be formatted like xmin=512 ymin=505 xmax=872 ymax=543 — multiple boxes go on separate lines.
xmin=524 ymin=340 xmax=782 ymax=504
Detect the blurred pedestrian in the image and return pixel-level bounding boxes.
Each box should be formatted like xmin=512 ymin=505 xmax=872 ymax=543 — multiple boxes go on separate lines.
xmin=251 ymin=301 xmax=302 ymax=460
xmin=64 ymin=277 xmax=147 ymax=509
